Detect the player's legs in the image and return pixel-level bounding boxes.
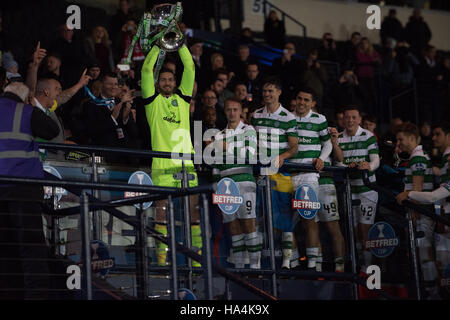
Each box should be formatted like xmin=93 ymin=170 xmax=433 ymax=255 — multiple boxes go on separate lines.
xmin=292 ymin=173 xmax=321 ymax=270
xmin=237 ymin=181 xmax=261 ymax=269
xmin=226 ymin=217 xmax=246 ymax=269
xmin=354 ymin=191 xmax=378 ymax=272
xmin=416 ymin=213 xmax=439 ymax=298
xmin=153 ymin=172 xmax=202 ymax=266
xmin=318 ymin=184 xmax=345 ymax=271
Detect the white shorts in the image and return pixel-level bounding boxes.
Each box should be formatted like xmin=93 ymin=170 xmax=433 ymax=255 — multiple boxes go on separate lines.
xmin=222 ymin=181 xmax=257 ymax=223
xmin=435 ymin=233 xmax=450 ymax=252
xmin=291 ymin=173 xmax=319 ymax=222
xmin=416 ymin=214 xmax=436 ymax=246
xmin=317 ymin=184 xmax=340 ymax=222
xmin=352 ymin=190 xmax=378 ymax=225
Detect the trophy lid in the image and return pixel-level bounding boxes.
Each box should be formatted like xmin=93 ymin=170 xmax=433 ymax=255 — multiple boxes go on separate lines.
xmin=151 ymin=3 xmax=182 ymax=23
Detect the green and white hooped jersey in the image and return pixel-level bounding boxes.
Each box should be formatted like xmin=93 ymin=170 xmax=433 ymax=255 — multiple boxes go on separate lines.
xmin=404 ymin=145 xmax=433 ymax=192
xmin=439 ymin=146 xmax=450 ymax=185
xmin=338 ymin=126 xmax=379 ymax=194
xmin=439 ymin=147 xmax=450 ymax=212
xmin=319 ymin=157 xmax=334 ymax=186
xmin=292 ymin=110 xmax=330 ymax=164
xmin=251 ymin=104 xmax=298 ymax=161
xmin=212 ymin=121 xmax=257 ymax=183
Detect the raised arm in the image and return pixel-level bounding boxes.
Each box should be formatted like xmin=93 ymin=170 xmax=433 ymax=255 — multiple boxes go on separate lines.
xmin=141 ymin=45 xmax=160 ymax=99
xmin=178 ymin=44 xmax=195 ymax=97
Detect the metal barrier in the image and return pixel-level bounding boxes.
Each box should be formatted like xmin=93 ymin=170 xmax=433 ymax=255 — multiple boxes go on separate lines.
xmin=262 ymin=0 xmax=307 ymax=39
xmin=362 ymin=171 xmax=450 ymax=300
xmin=1 ymin=142 xmax=402 ymax=300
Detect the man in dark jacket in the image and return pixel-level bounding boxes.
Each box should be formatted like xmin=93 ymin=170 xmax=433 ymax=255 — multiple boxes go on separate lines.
xmin=85 ymin=73 xmax=138 ymax=163
xmin=380 ymin=9 xmax=404 ymax=45
xmin=271 ymin=42 xmax=304 ymax=104
xmin=404 ymin=8 xmax=432 ymax=56
xmin=0 ymin=82 xmax=60 ymax=300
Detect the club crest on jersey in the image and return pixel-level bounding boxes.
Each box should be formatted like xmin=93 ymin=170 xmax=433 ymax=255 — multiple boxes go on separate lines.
xmin=292 ymin=184 xmax=321 ymax=219
xmin=212 ymin=178 xmax=243 ymax=215
xmin=366 ymin=222 xmax=399 ymax=258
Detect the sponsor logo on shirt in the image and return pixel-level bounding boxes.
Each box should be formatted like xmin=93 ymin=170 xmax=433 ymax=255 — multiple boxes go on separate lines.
xmin=299 ymin=137 xmax=312 ymax=144
xmin=163 ymin=111 xmax=181 ymax=124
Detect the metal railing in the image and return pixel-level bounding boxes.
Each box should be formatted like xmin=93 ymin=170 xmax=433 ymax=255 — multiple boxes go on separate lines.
xmin=262 ymin=0 xmax=307 ymax=39
xmin=362 ymin=170 xmax=450 ymax=300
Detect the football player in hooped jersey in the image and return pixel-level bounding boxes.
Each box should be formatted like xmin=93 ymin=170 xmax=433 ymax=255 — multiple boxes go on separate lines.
xmin=319 ymin=126 xmax=346 ymax=272
xmin=291 ymin=88 xmax=332 ymax=271
xmin=251 ymin=77 xmax=299 ymax=269
xmin=141 ymin=44 xmax=201 ymax=266
xmin=396 ymin=122 xmax=440 ymax=299
xmin=337 ymin=106 xmax=380 ymax=273
xmin=212 ymin=97 xmax=262 ymax=269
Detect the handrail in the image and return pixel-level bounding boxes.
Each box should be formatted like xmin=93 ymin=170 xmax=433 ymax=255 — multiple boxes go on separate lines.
xmin=0 ymin=173 xmax=215 ymax=194
xmin=361 ymin=171 xmax=450 ymax=227
xmin=38 ymin=142 xmax=350 ymax=172
xmin=263 ymin=0 xmax=307 ymax=39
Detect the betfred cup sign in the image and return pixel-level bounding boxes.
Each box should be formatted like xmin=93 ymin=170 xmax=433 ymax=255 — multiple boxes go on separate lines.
xmin=212 ymin=178 xmax=243 ymax=215
xmin=125 ymin=171 xmax=153 ymax=210
xmin=366 ymin=222 xmax=399 ymax=258
xmin=292 ymin=184 xmax=321 ymax=219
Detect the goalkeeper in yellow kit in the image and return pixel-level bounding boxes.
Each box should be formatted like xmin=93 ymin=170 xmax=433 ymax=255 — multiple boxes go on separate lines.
xmin=141 ymin=44 xmax=201 ymax=266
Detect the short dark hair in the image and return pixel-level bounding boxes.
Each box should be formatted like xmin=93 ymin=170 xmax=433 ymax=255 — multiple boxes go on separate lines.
xmin=342 ymin=105 xmax=360 ymax=114
xmin=335 ymin=108 xmax=344 ymax=116
xmin=158 ymin=68 xmax=176 ymax=78
xmin=351 ymin=32 xmax=361 ymax=38
xmin=295 ymin=87 xmax=316 ymax=101
xmin=100 ymin=72 xmax=118 ymax=82
xmin=262 ymin=76 xmax=282 ymax=90
xmin=247 ymin=62 xmax=259 ymax=70
xmin=397 ymin=122 xmax=420 ymax=139
xmin=432 ymin=121 xmax=450 ymax=135
xmin=215 ymin=68 xmax=228 ymax=77
xmin=47 ymin=52 xmax=62 ymax=61
xmin=363 ymin=114 xmax=377 ymax=123
xmin=233 ymin=81 xmax=246 ymax=89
